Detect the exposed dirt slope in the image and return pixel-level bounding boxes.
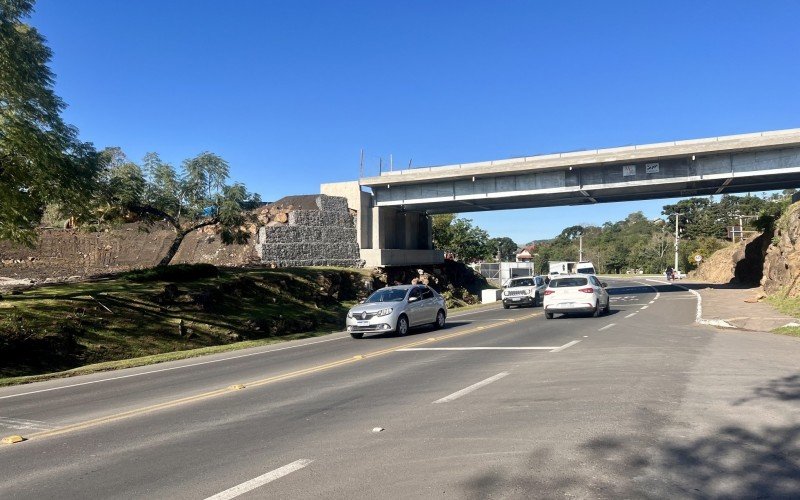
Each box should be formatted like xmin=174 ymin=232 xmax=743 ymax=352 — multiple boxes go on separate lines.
xmin=688 ymin=241 xmax=740 ymax=283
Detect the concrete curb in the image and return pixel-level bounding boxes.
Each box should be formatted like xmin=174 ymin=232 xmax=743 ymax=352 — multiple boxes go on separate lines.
xmin=645 ymin=279 xmax=737 ymax=329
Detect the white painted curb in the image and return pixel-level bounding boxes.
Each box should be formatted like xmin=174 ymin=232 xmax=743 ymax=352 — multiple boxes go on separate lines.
xmin=645 ymin=279 xmax=737 ymax=328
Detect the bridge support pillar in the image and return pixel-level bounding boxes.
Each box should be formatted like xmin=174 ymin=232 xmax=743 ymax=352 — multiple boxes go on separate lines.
xmin=321 ymin=181 xmax=443 ymax=267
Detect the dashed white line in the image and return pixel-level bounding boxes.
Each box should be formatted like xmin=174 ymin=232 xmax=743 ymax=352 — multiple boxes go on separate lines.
xmin=640 ymin=305 xmax=649 ymax=310
xmin=550 ymin=340 xmax=581 ymax=353
xmin=399 ymin=347 xmax=560 ymax=351
xmin=433 ymin=372 xmax=509 ymax=404
xmin=624 ymin=313 xmax=637 ymax=318
xmin=598 ymin=323 xmax=615 ymax=331
xmin=205 ymin=459 xmax=313 ymax=500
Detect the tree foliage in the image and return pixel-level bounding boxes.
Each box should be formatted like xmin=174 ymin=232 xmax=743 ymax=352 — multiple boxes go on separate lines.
xmin=91 ymin=147 xmax=260 ymax=265
xmin=431 ymin=214 xmax=493 ymax=263
xmin=490 ymin=237 xmax=518 ymax=261
xmin=530 ymin=194 xmax=791 ymax=274
xmin=0 ymin=0 xmax=99 ymax=244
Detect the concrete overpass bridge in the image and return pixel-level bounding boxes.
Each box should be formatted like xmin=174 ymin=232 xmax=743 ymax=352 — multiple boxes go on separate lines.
xmin=322 ymin=128 xmax=800 ymax=267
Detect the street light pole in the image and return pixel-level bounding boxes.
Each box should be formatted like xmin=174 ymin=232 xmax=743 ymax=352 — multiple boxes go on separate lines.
xmin=674 ymin=213 xmax=681 ymax=272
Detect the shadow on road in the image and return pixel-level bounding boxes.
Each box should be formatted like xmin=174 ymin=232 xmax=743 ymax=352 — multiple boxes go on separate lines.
xmin=459 ymin=372 xmax=800 ymax=498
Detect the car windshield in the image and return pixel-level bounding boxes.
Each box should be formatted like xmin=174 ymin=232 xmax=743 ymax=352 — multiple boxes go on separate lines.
xmin=507 ymin=278 xmax=534 ymax=287
xmin=550 ymin=277 xmax=589 ymax=288
xmin=365 ymin=288 xmax=408 ymax=303
xmin=576 ymin=267 xmax=595 ymax=274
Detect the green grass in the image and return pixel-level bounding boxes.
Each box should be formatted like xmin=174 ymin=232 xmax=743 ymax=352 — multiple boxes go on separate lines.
xmin=765 ymin=294 xmax=800 ymax=338
xmin=766 ymin=294 xmax=800 ymax=318
xmin=771 ymin=325 xmax=800 ymax=338
xmin=1 ymin=265 xmax=370 ymax=381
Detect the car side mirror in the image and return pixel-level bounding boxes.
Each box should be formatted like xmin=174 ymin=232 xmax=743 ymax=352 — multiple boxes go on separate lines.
xmin=408 ymin=296 xmax=419 ymax=303
xmin=601 ymin=282 xmax=608 ymax=288
xmin=359 ymin=299 xmax=366 ymax=304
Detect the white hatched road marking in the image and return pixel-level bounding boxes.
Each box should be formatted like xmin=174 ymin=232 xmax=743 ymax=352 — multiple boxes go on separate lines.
xmin=205 ymin=459 xmax=313 ymax=500
xmin=0 ymin=416 xmax=54 ymax=431
xmin=433 ymin=372 xmax=509 ymax=404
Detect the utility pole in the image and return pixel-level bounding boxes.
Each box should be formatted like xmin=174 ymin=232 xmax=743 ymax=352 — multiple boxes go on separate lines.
xmin=674 ymin=213 xmax=681 ymax=272
xmin=579 ymin=233 xmax=583 ymax=261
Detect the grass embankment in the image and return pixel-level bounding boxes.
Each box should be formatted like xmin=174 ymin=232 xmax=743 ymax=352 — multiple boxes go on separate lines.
xmin=0 ymin=264 xmax=370 ymax=383
xmin=766 ymin=294 xmax=800 ymax=338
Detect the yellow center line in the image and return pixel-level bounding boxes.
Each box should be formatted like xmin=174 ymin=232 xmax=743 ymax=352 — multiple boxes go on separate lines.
xmin=14 ymin=311 xmax=541 ymax=444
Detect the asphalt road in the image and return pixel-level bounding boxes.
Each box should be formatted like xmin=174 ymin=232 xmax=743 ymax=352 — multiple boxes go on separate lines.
xmin=1 ymin=278 xmax=798 ymax=499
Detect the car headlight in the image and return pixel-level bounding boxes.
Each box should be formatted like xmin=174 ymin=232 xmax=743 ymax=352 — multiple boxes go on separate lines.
xmin=376 ymin=307 xmax=393 ymax=317
xmin=347 ymin=311 xmax=354 ymax=318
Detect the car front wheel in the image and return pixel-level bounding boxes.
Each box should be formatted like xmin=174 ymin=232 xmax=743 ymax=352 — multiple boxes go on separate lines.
xmin=435 ymin=310 xmax=446 ymax=329
xmin=396 ymin=315 xmax=409 ymax=336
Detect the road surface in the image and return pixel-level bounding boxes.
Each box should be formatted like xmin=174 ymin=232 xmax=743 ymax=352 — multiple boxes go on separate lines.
xmin=1 ymin=279 xmax=798 ymax=498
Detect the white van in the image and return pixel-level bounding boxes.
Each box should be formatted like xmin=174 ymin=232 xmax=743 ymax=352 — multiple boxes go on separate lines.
xmin=575 ymin=262 xmax=596 ymax=275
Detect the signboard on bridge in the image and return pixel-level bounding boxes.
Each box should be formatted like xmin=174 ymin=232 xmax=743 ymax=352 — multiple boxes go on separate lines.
xmin=622 ymin=165 xmax=636 ymax=177
xmin=646 ymin=162 xmax=660 ymax=174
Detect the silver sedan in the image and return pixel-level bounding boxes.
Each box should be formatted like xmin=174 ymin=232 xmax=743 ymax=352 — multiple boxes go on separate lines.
xmin=346 ymin=285 xmax=447 ymax=339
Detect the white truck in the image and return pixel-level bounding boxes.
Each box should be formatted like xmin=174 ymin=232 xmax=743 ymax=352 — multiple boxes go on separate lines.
xmin=548 ymin=261 xmax=596 ymax=276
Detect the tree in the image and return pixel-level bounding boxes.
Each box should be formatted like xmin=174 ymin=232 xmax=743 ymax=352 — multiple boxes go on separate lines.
xmin=431 ymin=213 xmax=492 ymax=262
xmin=90 ymin=148 xmax=260 ymax=266
xmin=141 ymin=152 xmax=258 ymax=266
xmin=490 ymin=237 xmax=519 ymax=261
xmin=0 ymin=0 xmax=99 ymax=244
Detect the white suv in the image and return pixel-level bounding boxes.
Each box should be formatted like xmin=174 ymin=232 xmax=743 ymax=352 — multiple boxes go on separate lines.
xmin=502 ymin=276 xmax=547 ymax=309
xmin=543 ymin=274 xmax=610 ymax=319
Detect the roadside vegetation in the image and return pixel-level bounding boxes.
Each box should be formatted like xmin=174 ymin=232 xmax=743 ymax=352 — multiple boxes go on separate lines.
xmin=432 ymin=192 xmax=795 ymax=275
xmin=765 ymin=294 xmax=800 ymax=338
xmin=0 ymin=265 xmax=370 ymax=381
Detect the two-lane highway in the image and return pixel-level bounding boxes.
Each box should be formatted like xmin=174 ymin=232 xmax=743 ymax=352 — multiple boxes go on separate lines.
xmin=2 ymin=278 xmax=797 ymax=498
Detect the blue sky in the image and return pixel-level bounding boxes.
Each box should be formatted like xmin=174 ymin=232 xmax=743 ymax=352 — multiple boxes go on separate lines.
xmin=31 ymin=0 xmax=800 ymax=244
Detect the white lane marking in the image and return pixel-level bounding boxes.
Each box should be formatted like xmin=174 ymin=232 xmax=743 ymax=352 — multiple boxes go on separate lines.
xmin=624 ymin=313 xmax=637 ymax=318
xmin=399 ymin=347 xmax=560 ymax=351
xmin=640 ymin=305 xmax=649 ymax=310
xmin=0 ymin=336 xmax=347 ymax=401
xmin=598 ymin=323 xmax=615 ymax=331
xmin=645 ymin=279 xmax=736 ymax=328
xmin=1 ymin=306 xmax=516 ymax=401
xmin=550 ymin=340 xmax=581 ymax=353
xmin=649 ymin=300 xmax=655 ymax=304
xmin=205 ymin=459 xmax=313 ymax=500
xmin=433 ymin=372 xmax=509 ymax=404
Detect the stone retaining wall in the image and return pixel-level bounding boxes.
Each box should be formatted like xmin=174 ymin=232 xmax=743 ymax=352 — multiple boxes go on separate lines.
xmin=256 ymin=194 xmax=363 ymax=268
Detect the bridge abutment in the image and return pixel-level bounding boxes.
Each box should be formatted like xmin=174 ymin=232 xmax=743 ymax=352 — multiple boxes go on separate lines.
xmin=321 ymin=181 xmax=443 ymax=267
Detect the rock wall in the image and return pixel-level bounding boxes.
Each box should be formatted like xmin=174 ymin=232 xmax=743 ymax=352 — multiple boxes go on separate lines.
xmin=0 ymin=194 xmax=363 ymax=285
xmin=257 ymin=195 xmax=363 ymax=267
xmin=762 ymin=202 xmax=800 ymax=296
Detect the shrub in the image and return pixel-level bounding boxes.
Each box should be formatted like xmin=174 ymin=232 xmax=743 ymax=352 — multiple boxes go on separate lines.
xmin=126 ymin=264 xmax=219 ymax=282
